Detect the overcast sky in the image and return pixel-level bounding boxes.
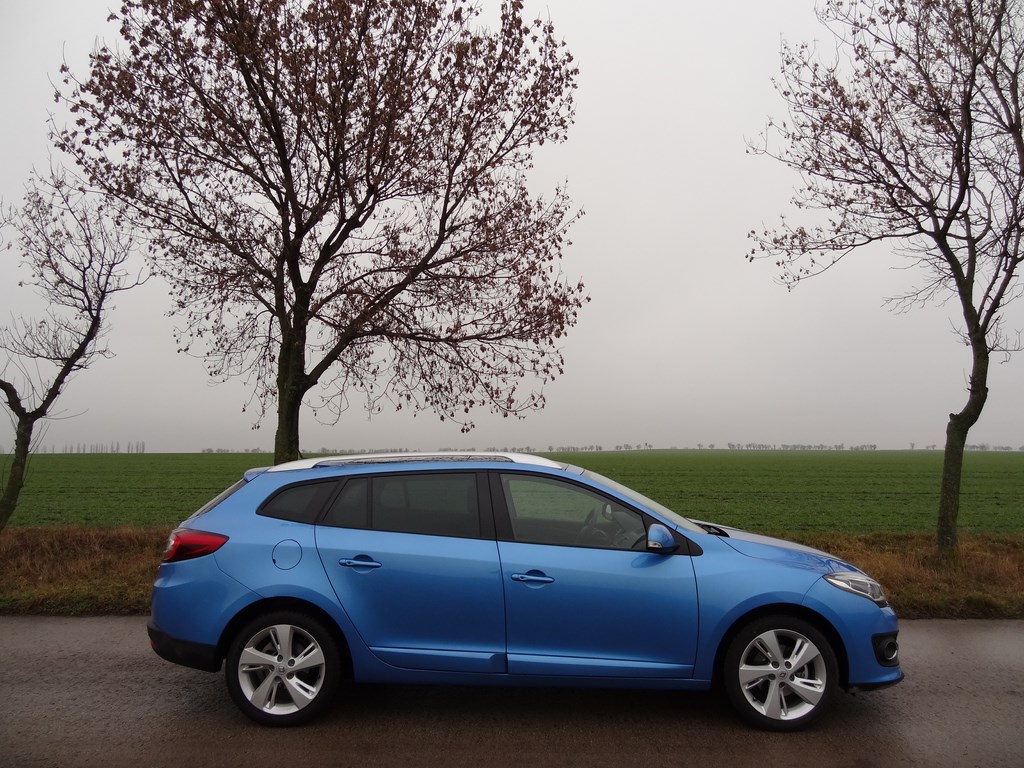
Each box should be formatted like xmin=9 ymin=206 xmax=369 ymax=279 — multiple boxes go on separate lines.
xmin=2 ymin=0 xmax=1023 ymax=454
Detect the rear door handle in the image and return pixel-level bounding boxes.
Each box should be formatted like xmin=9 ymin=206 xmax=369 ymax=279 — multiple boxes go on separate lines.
xmin=340 ymin=556 xmax=382 ymax=570
xmin=511 ymin=571 xmax=554 ymax=584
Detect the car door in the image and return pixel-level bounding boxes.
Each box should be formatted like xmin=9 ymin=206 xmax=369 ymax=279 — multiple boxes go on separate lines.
xmin=315 ymin=471 xmax=506 ymax=674
xmin=493 ymin=471 xmax=699 ymax=678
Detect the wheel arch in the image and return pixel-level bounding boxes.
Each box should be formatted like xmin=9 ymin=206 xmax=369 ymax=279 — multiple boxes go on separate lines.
xmin=216 ymin=597 xmax=354 ymax=679
xmin=711 ymin=603 xmax=850 ymax=690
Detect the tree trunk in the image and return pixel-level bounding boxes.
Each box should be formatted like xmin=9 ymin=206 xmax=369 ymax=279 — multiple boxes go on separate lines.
xmin=0 ymin=418 xmax=34 ymax=532
xmin=273 ymin=329 xmax=308 ymax=465
xmin=936 ymin=343 xmax=989 ymax=562
xmin=937 ymin=415 xmax=968 ymax=558
xmin=274 ymin=383 xmax=303 ymax=464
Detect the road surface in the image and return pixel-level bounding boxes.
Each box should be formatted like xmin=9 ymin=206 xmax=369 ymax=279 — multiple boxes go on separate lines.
xmin=1 ymin=618 xmax=1021 ymax=767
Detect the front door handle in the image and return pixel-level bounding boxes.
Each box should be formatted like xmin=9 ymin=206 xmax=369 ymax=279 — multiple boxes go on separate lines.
xmin=511 ymin=571 xmax=554 ymax=584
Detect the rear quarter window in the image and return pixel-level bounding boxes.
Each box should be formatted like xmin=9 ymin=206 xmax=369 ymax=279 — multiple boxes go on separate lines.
xmin=258 ymin=481 xmax=339 ymax=524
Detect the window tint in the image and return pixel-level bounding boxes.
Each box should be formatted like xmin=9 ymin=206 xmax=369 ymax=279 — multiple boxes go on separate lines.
xmin=258 ymin=481 xmax=338 ymax=524
xmin=500 ymin=474 xmax=647 ymax=550
xmin=372 ymin=473 xmax=480 ymax=538
xmin=322 ymin=478 xmax=369 ymax=529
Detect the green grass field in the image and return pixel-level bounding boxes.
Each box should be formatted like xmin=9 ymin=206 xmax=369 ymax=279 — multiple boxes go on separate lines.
xmin=550 ymin=450 xmax=1024 ymax=535
xmin=2 ymin=450 xmax=1022 ymax=617
xmin=4 ymin=449 xmax=1022 ymax=534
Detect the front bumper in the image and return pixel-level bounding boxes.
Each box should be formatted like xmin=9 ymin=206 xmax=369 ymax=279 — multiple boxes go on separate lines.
xmin=803 ymin=577 xmax=904 ymax=688
xmin=849 ymin=670 xmax=905 ymax=692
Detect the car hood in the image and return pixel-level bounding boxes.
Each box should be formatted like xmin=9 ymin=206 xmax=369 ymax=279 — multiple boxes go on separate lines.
xmin=691 ymin=520 xmax=855 ymax=574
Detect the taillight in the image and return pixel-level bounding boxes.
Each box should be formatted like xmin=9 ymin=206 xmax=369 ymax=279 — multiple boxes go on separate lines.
xmin=162 ymin=530 xmax=229 ymax=563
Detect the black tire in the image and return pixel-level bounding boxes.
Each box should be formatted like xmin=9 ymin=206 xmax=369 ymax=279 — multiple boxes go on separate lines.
xmin=722 ymin=615 xmax=838 ymax=731
xmin=225 ymin=610 xmax=341 ymax=726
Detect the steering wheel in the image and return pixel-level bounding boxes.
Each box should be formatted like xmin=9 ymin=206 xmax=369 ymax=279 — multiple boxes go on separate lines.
xmin=576 ymin=508 xmax=612 ymax=545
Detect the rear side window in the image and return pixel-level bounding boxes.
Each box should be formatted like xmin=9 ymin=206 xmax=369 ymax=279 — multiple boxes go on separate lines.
xmin=322 ymin=478 xmax=368 ymax=529
xmin=258 ymin=481 xmax=338 ymax=524
xmin=320 ymin=473 xmax=480 ymax=539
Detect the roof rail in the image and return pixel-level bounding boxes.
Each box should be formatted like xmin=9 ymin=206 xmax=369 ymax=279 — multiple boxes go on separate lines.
xmin=263 ymin=451 xmax=563 ymax=473
xmin=313 ymin=453 xmax=516 ymax=467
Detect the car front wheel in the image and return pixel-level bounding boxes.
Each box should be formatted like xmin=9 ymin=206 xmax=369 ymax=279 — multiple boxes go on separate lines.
xmin=723 ymin=615 xmax=837 ymax=731
xmin=225 ymin=611 xmax=341 ymax=726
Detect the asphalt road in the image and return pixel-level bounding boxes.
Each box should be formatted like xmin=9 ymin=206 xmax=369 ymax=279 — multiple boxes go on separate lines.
xmin=1 ymin=618 xmax=1021 ymax=768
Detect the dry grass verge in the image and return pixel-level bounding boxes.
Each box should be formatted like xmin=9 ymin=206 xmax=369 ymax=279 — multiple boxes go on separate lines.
xmin=796 ymin=532 xmax=1024 ymax=619
xmin=1 ymin=527 xmax=1021 ymax=618
xmin=0 ymin=527 xmax=168 ymax=615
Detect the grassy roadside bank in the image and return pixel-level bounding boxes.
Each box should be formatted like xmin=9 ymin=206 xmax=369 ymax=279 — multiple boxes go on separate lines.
xmin=1 ymin=526 xmax=1021 ymax=618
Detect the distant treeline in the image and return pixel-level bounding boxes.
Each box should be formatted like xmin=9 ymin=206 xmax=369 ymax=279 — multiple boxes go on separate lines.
xmin=726 ymin=443 xmax=1024 ymax=452
xmin=729 ymin=444 xmax=879 ymax=451
xmin=8 ymin=442 xmax=147 ymax=454
xmin=7 ymin=441 xmax=1024 ymax=456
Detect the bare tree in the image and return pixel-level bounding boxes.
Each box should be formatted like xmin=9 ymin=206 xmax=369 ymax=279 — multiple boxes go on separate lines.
xmin=0 ymin=172 xmax=142 ymax=531
xmin=55 ymin=0 xmax=586 ymax=463
xmin=749 ymin=0 xmax=1024 ymax=559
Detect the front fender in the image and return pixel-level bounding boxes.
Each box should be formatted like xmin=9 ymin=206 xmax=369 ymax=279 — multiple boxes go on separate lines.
xmin=688 ymin=535 xmax=823 ymax=681
xmin=802 ymin=577 xmax=901 ymax=687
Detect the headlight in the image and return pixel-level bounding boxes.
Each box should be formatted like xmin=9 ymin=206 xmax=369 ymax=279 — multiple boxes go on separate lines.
xmin=824 ymin=571 xmax=888 ymax=606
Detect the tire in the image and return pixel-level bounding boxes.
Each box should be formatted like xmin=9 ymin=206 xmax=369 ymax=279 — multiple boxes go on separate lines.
xmin=225 ymin=610 xmax=341 ymax=726
xmin=722 ymin=615 xmax=838 ymax=731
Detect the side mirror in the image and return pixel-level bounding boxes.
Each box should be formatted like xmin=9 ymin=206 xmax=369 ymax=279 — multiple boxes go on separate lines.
xmin=646 ymin=523 xmax=679 ymax=553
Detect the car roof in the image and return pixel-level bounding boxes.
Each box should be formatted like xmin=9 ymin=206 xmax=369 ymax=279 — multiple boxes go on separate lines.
xmin=262 ymin=451 xmax=565 ymax=473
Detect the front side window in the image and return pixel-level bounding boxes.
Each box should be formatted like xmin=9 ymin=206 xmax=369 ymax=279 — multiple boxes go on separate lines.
xmin=500 ymin=474 xmax=647 ymax=550
xmin=577 ymin=468 xmax=704 ymax=534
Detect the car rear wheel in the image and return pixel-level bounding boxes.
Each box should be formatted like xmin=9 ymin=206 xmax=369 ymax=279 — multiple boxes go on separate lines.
xmin=723 ymin=615 xmax=837 ymax=731
xmin=226 ymin=611 xmax=341 ymax=726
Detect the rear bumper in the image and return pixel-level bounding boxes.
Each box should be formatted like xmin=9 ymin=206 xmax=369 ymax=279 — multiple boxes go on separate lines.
xmin=148 ymin=621 xmax=221 ymax=673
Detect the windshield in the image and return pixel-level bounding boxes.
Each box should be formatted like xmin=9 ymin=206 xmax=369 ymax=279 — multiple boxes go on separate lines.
xmin=579 ymin=468 xmax=704 ymax=533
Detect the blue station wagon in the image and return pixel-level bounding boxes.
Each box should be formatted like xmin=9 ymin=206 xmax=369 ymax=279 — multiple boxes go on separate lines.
xmin=148 ymin=453 xmax=903 ymax=730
